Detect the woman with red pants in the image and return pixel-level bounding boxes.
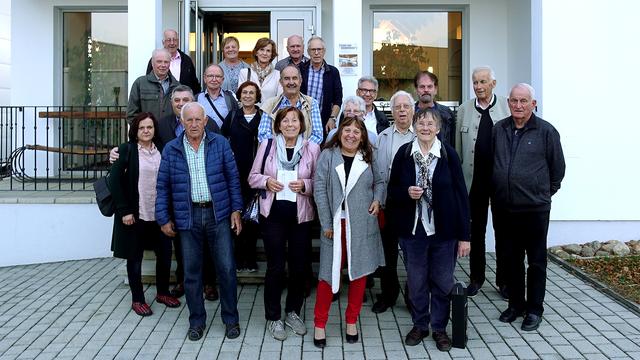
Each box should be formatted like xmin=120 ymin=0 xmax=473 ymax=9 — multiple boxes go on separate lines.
xmin=312 ymin=117 xmax=385 ymax=347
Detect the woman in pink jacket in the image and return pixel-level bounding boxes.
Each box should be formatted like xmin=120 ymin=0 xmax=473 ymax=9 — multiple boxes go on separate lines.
xmin=248 ymin=106 xmax=320 ymax=341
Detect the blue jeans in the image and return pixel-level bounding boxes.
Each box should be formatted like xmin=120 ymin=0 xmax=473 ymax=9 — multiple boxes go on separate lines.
xmin=399 ymin=223 xmax=456 ymax=332
xmin=179 ymin=206 xmax=239 ymax=328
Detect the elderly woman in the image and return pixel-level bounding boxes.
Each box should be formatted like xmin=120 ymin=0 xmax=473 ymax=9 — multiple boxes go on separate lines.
xmin=222 ymin=81 xmax=263 ymax=272
xmin=219 ymin=36 xmax=249 ymax=93
xmin=248 ymin=106 xmax=320 ymax=341
xmin=387 ymin=108 xmax=470 ymax=351
xmin=325 ymin=96 xmax=377 ymax=143
xmin=238 ymin=38 xmax=283 ymax=101
xmin=109 ymin=112 xmax=181 ymax=316
xmin=313 ymin=116 xmax=385 ymax=347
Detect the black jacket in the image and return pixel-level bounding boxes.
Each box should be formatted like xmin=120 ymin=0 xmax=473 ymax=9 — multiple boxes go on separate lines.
xmin=387 ymin=141 xmax=470 ymax=241
xmin=300 ymin=61 xmax=343 ymax=126
xmin=147 ymin=49 xmax=201 ymax=94
xmin=491 ymin=114 xmax=565 ymax=212
xmin=338 ymin=105 xmax=390 ymax=134
xmin=415 ymin=102 xmax=456 ymax=148
xmin=221 ymin=108 xmax=263 ymax=204
xmin=156 ymin=114 xmax=219 ymax=152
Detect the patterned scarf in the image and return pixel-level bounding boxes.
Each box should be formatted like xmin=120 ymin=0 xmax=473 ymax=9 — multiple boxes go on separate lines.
xmin=413 ymin=150 xmax=436 ymax=220
xmin=250 ymin=62 xmax=274 ymax=85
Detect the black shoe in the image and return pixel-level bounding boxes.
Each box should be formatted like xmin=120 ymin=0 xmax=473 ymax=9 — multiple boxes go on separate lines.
xmin=187 ymin=326 xmax=204 ymax=341
xmin=432 ymin=331 xmax=452 ymax=351
xmin=204 ymin=285 xmax=219 ymax=301
xmin=466 ymin=282 xmax=481 ymax=297
xmin=499 ymin=307 xmax=524 ymax=323
xmin=346 ymin=332 xmax=359 ymax=344
xmin=225 ymin=323 xmax=241 ymax=339
xmin=404 ymin=326 xmax=429 ymax=346
xmin=372 ymin=298 xmax=394 ymax=314
xmin=498 ymin=285 xmax=509 ymax=300
xmin=521 ymin=313 xmax=542 ymax=331
xmin=313 ymin=337 xmax=326 ymax=348
xmin=170 ymin=283 xmax=185 ymax=298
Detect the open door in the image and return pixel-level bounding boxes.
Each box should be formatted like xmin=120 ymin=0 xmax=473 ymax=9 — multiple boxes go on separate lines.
xmin=270 ymin=10 xmax=315 ymax=63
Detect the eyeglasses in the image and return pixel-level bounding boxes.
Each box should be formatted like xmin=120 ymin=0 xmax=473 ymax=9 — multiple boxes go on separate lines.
xmin=393 ymin=104 xmax=412 ymax=111
xmin=205 ymin=74 xmax=224 ymax=79
xmin=309 ymin=48 xmax=325 ymax=53
xmin=357 ymin=88 xmax=377 ymax=94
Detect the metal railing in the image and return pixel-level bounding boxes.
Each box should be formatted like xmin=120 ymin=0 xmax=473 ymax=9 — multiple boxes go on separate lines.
xmin=0 ymin=106 xmax=128 ymax=191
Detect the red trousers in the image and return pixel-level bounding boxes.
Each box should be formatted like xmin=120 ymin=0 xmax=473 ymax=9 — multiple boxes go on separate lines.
xmin=314 ymin=219 xmax=367 ymax=328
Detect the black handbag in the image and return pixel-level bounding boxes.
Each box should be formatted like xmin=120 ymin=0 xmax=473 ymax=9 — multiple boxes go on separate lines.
xmin=451 ymin=281 xmax=468 ymax=349
xmin=93 ymin=172 xmax=114 ymax=217
xmin=243 ymin=139 xmax=273 ymax=223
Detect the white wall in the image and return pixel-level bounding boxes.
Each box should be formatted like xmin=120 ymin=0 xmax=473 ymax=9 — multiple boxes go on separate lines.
xmin=0 ymin=204 xmax=113 ymax=267
xmin=0 ymin=1 xmax=10 ymax=105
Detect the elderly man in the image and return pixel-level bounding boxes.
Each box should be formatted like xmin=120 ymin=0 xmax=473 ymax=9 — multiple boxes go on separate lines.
xmin=455 ymin=66 xmax=511 ymax=298
xmin=356 ymin=76 xmax=390 ymax=135
xmin=493 ymin=84 xmax=565 ymax=331
xmin=275 ymin=35 xmax=309 ymax=71
xmin=196 ymin=64 xmax=239 ymax=129
xmin=258 ymin=65 xmax=323 ymax=144
xmin=372 ymin=90 xmax=416 ymax=314
xmin=127 ymin=48 xmax=179 ymax=122
xmin=156 ymin=102 xmax=244 ymax=341
xmin=146 ymin=29 xmax=201 ymax=94
xmin=299 ymin=36 xmax=343 ymax=133
xmin=414 ymin=71 xmax=455 ymax=147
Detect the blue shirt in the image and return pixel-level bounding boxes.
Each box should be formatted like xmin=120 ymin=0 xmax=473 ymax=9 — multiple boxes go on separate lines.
xmin=307 ymin=63 xmax=325 ymax=109
xmin=257 ymin=96 xmax=324 ymax=144
xmin=183 ymin=133 xmax=211 ymax=202
xmin=197 ymin=91 xmax=229 ymax=128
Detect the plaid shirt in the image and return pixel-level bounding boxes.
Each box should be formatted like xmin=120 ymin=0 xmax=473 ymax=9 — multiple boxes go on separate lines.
xmin=307 ymin=63 xmax=325 ymax=110
xmin=258 ymin=96 xmax=323 ymax=144
xmin=183 ymin=133 xmax=211 ymax=202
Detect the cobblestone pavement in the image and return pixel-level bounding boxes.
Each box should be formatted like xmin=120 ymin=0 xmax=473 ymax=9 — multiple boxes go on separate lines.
xmin=0 ymin=254 xmax=639 ymax=359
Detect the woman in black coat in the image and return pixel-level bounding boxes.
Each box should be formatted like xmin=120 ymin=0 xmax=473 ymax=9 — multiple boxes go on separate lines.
xmin=110 ymin=112 xmax=181 ymax=316
xmin=221 ymin=81 xmax=263 ymax=272
xmin=387 ymin=108 xmax=470 ymax=351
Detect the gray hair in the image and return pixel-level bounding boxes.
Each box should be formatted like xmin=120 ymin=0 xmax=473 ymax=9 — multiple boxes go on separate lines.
xmin=152 ymin=48 xmax=171 ymax=60
xmin=280 ymin=64 xmax=302 ymax=79
xmin=472 ymin=66 xmax=496 ymax=81
xmin=204 ymin=63 xmax=224 ymax=76
xmin=171 ymin=85 xmax=195 ymax=100
xmin=342 ymin=95 xmax=366 ymax=113
xmin=307 ymin=36 xmax=326 ymax=48
xmin=180 ymin=101 xmax=206 ymax=120
xmin=358 ymin=76 xmax=379 ymax=90
xmin=389 ymin=90 xmax=415 ymax=109
xmin=510 ymin=83 xmax=536 ymax=100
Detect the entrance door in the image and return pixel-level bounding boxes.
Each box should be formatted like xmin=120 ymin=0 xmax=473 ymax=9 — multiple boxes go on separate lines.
xmin=270 ymin=10 xmax=315 ymax=63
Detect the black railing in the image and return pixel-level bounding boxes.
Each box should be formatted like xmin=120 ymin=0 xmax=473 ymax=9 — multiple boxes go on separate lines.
xmin=0 ymin=106 xmax=128 ymax=191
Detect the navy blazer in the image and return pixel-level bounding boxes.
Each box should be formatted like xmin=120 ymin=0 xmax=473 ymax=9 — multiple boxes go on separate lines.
xmin=300 ymin=61 xmax=343 ymax=125
xmin=387 ymin=141 xmax=470 ymax=241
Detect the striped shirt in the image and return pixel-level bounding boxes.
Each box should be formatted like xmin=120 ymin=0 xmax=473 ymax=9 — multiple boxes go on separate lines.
xmin=183 ymin=133 xmax=211 ymax=202
xmin=307 ymin=63 xmax=325 ymax=109
xmin=257 ymin=96 xmax=323 ymax=144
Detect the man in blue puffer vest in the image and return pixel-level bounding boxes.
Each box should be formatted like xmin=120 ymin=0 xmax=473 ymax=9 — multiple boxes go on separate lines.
xmin=156 ymin=101 xmax=243 ymax=341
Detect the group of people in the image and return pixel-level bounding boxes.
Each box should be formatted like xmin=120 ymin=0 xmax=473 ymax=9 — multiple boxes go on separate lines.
xmin=112 ymin=28 xmax=565 ymax=351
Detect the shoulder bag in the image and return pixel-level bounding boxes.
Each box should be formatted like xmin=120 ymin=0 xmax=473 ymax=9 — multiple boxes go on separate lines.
xmin=243 ymin=139 xmax=273 ymax=223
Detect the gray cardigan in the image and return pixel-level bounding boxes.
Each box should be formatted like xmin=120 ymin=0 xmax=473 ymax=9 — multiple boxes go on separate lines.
xmin=314 ymin=147 xmax=385 ymax=292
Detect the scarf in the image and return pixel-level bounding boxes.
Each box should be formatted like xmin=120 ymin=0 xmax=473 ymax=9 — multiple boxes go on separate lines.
xmin=250 ymin=62 xmax=274 ymax=85
xmin=276 ymin=134 xmax=304 ymax=171
xmin=413 ymin=149 xmax=436 ymax=220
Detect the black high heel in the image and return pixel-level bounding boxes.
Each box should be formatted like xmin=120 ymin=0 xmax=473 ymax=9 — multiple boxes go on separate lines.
xmin=314 ymin=336 xmax=326 ymax=348
xmin=346 ymin=332 xmax=359 ymax=343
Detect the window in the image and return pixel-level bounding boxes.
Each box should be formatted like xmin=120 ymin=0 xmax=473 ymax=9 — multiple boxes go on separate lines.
xmin=372 ymin=11 xmax=462 ymax=102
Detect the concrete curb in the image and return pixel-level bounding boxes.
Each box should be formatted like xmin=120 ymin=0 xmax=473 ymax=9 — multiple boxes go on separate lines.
xmin=548 ymin=252 xmax=640 ymax=316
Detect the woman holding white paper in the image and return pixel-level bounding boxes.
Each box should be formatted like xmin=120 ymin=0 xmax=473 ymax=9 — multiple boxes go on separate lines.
xmin=248 ymin=106 xmax=320 ymax=341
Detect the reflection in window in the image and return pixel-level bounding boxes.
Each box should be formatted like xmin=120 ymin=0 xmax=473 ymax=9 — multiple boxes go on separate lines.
xmin=373 ymin=12 xmax=461 ymax=102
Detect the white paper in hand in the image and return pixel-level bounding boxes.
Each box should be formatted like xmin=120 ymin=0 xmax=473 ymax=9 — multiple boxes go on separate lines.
xmin=276 ymin=170 xmax=297 ymax=202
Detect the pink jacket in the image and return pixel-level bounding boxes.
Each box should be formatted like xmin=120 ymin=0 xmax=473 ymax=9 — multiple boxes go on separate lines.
xmin=248 ymin=139 xmax=320 ymax=223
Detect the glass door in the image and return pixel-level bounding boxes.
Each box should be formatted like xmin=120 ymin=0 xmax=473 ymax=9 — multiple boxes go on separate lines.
xmin=270 ymin=10 xmax=315 ymax=63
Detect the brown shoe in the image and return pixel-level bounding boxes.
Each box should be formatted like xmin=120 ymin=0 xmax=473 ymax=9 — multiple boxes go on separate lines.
xmin=432 ymin=331 xmax=452 ymax=351
xmin=156 ymin=294 xmax=181 ymax=308
xmin=204 ymin=285 xmax=219 ymax=301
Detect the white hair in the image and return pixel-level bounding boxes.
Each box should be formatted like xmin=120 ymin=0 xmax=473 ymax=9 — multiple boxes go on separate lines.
xmin=342 ymin=95 xmax=366 ymax=112
xmin=472 ymin=66 xmax=496 ymax=81
xmin=510 ymin=83 xmax=536 ymax=100
xmin=307 ymin=36 xmax=326 ymax=48
xmin=389 ymin=90 xmax=415 ymax=109
xmin=152 ymin=48 xmax=171 ymax=60
xmin=358 ymin=76 xmax=379 ymax=90
xmin=180 ymin=101 xmax=206 ymax=120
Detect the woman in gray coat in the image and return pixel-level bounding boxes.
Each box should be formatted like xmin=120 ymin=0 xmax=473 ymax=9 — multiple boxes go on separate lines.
xmin=312 ymin=117 xmax=385 ymax=347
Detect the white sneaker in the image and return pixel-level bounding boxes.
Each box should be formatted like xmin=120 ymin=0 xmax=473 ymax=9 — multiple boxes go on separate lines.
xmin=267 ymin=320 xmax=287 ymax=341
xmin=285 ymin=311 xmax=307 ymax=335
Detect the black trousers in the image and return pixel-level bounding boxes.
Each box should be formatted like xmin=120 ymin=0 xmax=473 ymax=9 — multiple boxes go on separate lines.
xmin=468 ymin=182 xmax=506 ymax=287
xmin=126 ymin=219 xmax=172 ymax=303
xmin=172 ymin=233 xmax=216 ymax=287
xmin=492 ymin=208 xmax=550 ymax=316
xmin=234 ymin=220 xmax=259 ymax=269
xmin=260 ymin=204 xmax=311 ymax=321
xmin=376 ymin=213 xmax=400 ymax=304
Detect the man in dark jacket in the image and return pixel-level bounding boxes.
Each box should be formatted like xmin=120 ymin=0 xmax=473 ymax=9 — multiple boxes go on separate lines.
xmin=156 ymin=102 xmax=243 ymax=341
xmin=356 ymin=76 xmax=390 ymax=134
xmin=493 ymin=83 xmax=565 ymax=332
xmin=127 ymin=49 xmax=180 ymax=123
xmin=414 ymin=71 xmax=456 ymax=148
xmin=299 ymin=36 xmax=343 ymax=134
xmin=146 ymin=29 xmax=201 ymax=94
